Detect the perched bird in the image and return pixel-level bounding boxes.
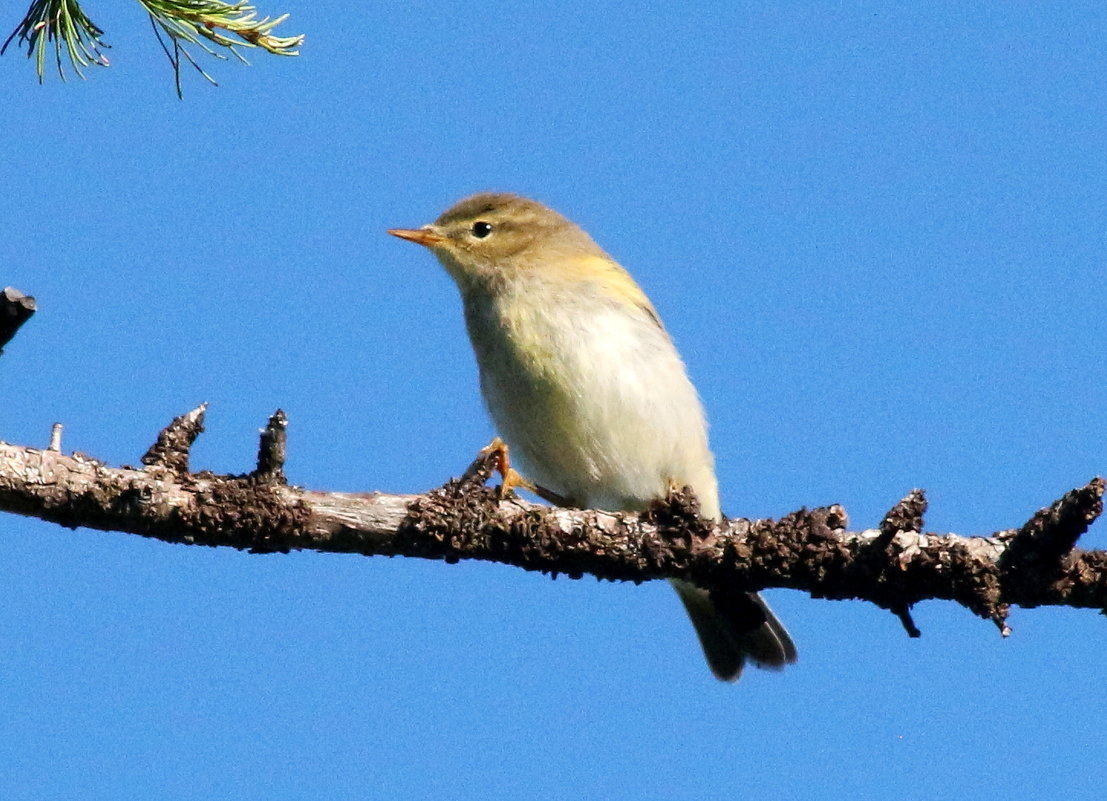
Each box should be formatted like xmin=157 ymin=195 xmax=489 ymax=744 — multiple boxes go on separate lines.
xmin=389 ymin=192 xmax=796 ymax=680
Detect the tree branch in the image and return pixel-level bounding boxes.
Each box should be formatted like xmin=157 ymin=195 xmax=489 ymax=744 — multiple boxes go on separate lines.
xmin=1 ymin=406 xmax=1103 ymax=636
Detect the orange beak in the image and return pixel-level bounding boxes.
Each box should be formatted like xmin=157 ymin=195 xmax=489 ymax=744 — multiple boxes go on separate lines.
xmin=387 ymin=227 xmax=445 ymax=247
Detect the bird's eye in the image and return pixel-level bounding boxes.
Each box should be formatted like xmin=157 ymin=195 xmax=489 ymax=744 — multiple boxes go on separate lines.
xmin=471 ymin=221 xmax=494 ymax=239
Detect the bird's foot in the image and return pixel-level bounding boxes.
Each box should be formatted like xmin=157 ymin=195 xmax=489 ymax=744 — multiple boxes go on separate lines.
xmin=479 ymin=437 xmax=573 ymax=506
xmin=480 ymin=437 xmax=536 ymax=499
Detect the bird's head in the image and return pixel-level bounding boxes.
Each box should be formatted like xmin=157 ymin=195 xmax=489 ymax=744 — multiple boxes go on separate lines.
xmin=389 ymin=192 xmax=611 ymax=288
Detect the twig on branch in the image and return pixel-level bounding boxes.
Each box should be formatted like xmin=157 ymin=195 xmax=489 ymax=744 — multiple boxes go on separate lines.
xmin=877 ymin=489 xmax=927 ymax=547
xmin=253 ymin=408 xmax=287 ymax=483
xmin=0 ymin=287 xmax=36 ymax=354
xmin=892 ymin=605 xmax=922 ymax=638
xmin=0 ymin=407 xmax=1103 ymax=637
xmin=47 ymin=423 xmax=63 ymax=452
xmin=140 ymin=403 xmax=207 ymax=474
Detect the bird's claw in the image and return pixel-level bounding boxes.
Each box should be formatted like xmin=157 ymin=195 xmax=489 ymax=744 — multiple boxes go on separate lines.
xmin=478 ymin=437 xmax=574 ymax=506
xmin=480 ymin=437 xmax=538 ymax=499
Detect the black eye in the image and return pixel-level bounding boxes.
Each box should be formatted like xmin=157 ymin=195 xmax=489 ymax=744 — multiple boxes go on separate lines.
xmin=471 ymin=221 xmax=493 ymax=238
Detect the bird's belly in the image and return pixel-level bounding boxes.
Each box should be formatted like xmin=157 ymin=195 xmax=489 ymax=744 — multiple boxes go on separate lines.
xmin=482 ymin=354 xmax=650 ymax=507
xmin=467 ymin=293 xmax=718 ymax=515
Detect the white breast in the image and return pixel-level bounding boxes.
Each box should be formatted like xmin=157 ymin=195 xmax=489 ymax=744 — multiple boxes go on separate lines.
xmin=462 ymin=278 xmax=720 ymax=519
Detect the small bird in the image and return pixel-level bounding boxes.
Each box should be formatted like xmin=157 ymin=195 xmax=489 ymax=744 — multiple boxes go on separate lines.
xmin=389 ymin=192 xmax=796 ymax=680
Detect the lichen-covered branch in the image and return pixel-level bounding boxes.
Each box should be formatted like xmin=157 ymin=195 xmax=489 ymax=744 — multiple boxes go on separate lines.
xmin=1 ymin=406 xmax=1103 ymax=636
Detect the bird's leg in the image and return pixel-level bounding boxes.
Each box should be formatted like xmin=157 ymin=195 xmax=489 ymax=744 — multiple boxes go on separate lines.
xmin=479 ymin=437 xmax=572 ymax=506
xmin=479 ymin=437 xmax=536 ymax=499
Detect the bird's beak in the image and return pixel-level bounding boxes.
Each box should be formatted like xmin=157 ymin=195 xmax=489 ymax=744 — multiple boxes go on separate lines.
xmin=387 ymin=226 xmax=445 ymax=247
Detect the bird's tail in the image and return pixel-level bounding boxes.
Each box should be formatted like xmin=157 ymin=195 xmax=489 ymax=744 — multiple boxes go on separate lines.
xmin=670 ymin=579 xmax=797 ymax=681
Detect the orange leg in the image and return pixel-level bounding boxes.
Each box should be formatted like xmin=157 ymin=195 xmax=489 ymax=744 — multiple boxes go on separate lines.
xmin=479 ymin=437 xmax=572 ymax=506
xmin=480 ymin=437 xmax=538 ymax=498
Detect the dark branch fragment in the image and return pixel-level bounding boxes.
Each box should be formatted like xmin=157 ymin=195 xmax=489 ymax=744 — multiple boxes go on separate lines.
xmin=141 ymin=404 xmax=207 ymax=474
xmin=254 ymin=408 xmax=288 ymax=483
xmin=0 ymin=287 xmax=36 ymax=354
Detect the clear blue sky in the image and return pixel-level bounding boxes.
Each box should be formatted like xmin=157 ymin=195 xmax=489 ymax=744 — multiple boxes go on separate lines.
xmin=2 ymin=3 xmax=1105 ymax=799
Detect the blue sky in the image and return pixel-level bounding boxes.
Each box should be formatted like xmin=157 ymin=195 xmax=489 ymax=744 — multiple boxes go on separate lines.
xmin=2 ymin=3 xmax=1105 ymax=799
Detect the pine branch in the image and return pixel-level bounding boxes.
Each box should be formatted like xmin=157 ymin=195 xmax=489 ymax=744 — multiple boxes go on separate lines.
xmin=2 ymin=0 xmax=109 ymax=81
xmin=1 ymin=406 xmax=1103 ymax=640
xmin=140 ymin=0 xmax=302 ymax=97
xmin=4 ymin=0 xmax=302 ymax=94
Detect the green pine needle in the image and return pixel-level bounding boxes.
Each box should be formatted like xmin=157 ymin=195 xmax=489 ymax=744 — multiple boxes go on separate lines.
xmin=4 ymin=0 xmax=303 ymax=95
xmin=3 ymin=0 xmax=110 ymax=82
xmin=140 ymin=0 xmax=303 ymax=97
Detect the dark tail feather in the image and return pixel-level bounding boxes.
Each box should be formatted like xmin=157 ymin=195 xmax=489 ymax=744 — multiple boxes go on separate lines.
xmin=670 ymin=579 xmax=797 ymax=681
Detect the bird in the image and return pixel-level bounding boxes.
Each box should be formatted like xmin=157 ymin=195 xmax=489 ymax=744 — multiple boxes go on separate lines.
xmin=388 ymin=192 xmax=796 ymax=680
